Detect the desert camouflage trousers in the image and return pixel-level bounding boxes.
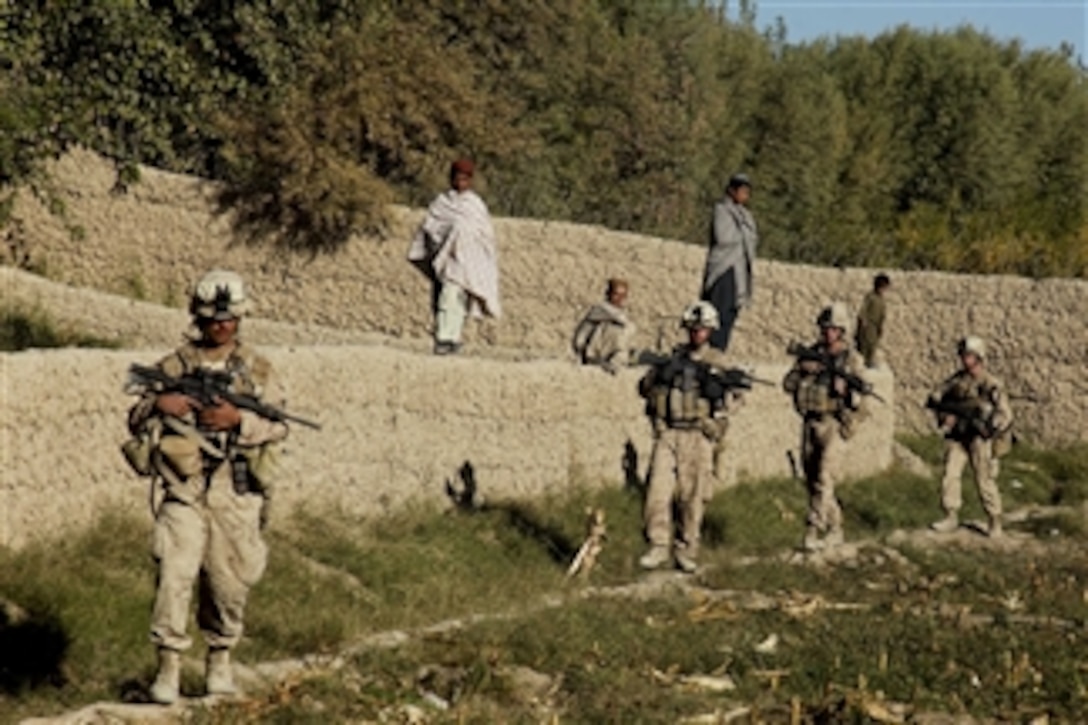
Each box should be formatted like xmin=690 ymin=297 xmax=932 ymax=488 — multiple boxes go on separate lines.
xmin=645 ymin=428 xmax=714 ymax=556
xmin=801 ymin=416 xmax=845 ymax=534
xmin=150 ymin=467 xmax=267 ymax=652
xmin=941 ymin=437 xmax=1002 ymax=519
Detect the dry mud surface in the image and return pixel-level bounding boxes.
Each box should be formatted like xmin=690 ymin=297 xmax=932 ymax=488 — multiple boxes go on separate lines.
xmin=6 ymin=148 xmax=1087 ymax=444
xmin=0 ymin=323 xmax=894 ymax=549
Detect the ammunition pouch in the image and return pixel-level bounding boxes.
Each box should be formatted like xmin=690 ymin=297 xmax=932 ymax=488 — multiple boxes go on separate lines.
xmin=699 ymin=417 xmax=728 ymax=442
xmin=793 ymin=377 xmax=839 ymax=417
xmin=645 ymin=356 xmax=733 ymax=436
xmin=991 ymin=425 xmax=1015 ymax=458
xmin=239 ymin=445 xmax=278 ymax=497
xmin=122 ymin=418 xmax=162 ymax=477
xmin=121 ymin=435 xmax=155 ymax=477
xmin=157 ymin=435 xmax=205 ymax=479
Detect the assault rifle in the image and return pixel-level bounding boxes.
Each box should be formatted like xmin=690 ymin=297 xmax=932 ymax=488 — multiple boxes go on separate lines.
xmin=925 ymin=397 xmax=995 ymax=438
xmin=640 ymin=351 xmax=773 ymax=392
xmin=128 ymin=364 xmax=322 ymax=430
xmin=786 ymin=342 xmax=886 ymax=404
xmin=711 ymin=367 xmax=776 ymax=392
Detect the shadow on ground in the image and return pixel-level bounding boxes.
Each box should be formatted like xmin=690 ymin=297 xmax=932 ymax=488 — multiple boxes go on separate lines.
xmin=0 ymin=603 xmax=70 ymax=693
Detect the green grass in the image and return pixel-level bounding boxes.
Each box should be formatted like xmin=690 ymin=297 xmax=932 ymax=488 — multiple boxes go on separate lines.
xmin=0 ymin=512 xmax=156 ymax=720
xmin=899 ymin=433 xmax=1088 ymax=510
xmin=0 ymin=304 xmax=120 ymax=351
xmin=2 ymin=441 xmax=1087 ymax=722
xmin=205 ymin=595 xmax=1088 ymax=723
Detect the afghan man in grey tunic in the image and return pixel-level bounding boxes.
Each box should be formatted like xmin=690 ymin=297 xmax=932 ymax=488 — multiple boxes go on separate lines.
xmin=701 ymin=174 xmax=758 ymax=351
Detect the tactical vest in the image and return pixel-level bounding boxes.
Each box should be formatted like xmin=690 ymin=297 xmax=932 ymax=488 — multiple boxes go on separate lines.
xmin=152 ymin=343 xmax=276 ymax=501
xmin=648 ymin=356 xmax=716 ymax=429
xmin=938 ymin=373 xmax=1000 ymax=441
xmin=792 ymin=348 xmax=849 ymax=418
xmin=160 ymin=342 xmax=270 ymax=397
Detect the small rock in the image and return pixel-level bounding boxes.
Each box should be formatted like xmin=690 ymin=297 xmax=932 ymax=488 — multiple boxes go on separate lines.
xmin=678 ymin=673 xmax=737 ymax=692
xmin=495 ymin=664 xmax=557 ymax=705
xmin=753 ymin=633 xmax=779 ymax=654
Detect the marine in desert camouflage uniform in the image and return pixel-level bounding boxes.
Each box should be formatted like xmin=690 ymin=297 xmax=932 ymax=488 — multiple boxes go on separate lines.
xmin=638 ymin=301 xmax=737 ymax=573
xmin=783 ymin=302 xmax=869 ymax=552
xmin=127 ymin=270 xmax=289 ymax=704
xmin=927 ymin=336 xmax=1013 ymax=538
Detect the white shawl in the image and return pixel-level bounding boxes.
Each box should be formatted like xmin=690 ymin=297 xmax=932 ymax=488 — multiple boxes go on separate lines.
xmin=408 ymin=189 xmax=501 ymax=319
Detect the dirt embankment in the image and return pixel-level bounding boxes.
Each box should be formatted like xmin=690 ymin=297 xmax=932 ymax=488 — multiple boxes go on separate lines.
xmin=0 ymin=313 xmax=895 ymax=549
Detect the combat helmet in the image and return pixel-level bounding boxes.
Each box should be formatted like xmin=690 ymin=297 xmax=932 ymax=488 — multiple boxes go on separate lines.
xmin=957 ymin=335 xmax=986 ymax=360
xmin=816 ymin=302 xmax=851 ymax=333
xmin=681 ymin=301 xmax=720 ymax=330
xmin=189 ymin=269 xmax=250 ymax=321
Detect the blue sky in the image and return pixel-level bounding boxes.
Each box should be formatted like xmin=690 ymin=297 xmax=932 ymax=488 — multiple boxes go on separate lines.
xmin=734 ymin=0 xmax=1087 ymax=56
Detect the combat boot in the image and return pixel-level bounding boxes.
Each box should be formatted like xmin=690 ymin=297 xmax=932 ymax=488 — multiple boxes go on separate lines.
xmin=823 ymin=528 xmax=845 ymax=549
xmin=205 ymin=647 xmax=237 ymax=696
xmin=801 ymin=527 xmax=824 ymax=553
xmin=639 ymin=545 xmax=671 ymax=570
xmin=929 ymin=513 xmax=959 ymax=533
xmin=149 ymin=648 xmax=181 ymax=705
xmin=674 ymin=551 xmax=698 ymax=574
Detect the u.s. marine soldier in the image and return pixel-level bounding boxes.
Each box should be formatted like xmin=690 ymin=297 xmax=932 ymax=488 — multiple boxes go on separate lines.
xmin=572 ymin=278 xmax=636 ymax=374
xmin=927 ymin=336 xmax=1012 ymax=537
xmin=127 ymin=270 xmax=289 ymax=704
xmin=783 ymin=303 xmax=868 ymax=552
xmin=638 ymin=301 xmax=735 ymax=573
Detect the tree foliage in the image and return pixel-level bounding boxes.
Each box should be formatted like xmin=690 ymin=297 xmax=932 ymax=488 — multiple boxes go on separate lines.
xmin=2 ymin=1 xmax=1086 ymax=276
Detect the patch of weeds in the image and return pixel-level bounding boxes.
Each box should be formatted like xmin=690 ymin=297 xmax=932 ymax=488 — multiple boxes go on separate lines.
xmin=121 ymin=270 xmax=148 ymax=301
xmin=704 ymin=557 xmax=838 ymax=599
xmin=335 ymin=597 xmax=740 ymax=724
xmin=891 ymin=436 xmax=1087 ymax=516
xmin=894 ymin=545 xmax=1088 ymax=625
xmin=220 ymin=593 xmax=1088 ymax=723
xmin=705 ymin=478 xmax=808 ymax=555
xmin=1005 ymin=442 xmax=1088 ymax=506
xmin=7 ymin=460 xmax=1088 ymax=722
xmin=843 ymin=468 xmax=944 ymax=534
xmin=239 ymin=540 xmax=361 ymax=659
xmin=161 ymin=282 xmax=182 ymax=309
xmin=0 ymin=304 xmax=120 ymax=351
xmin=246 ymin=486 xmax=646 ymax=662
xmin=0 ymin=512 xmax=154 ymax=721
xmin=897 ymin=433 xmax=945 ymax=467
xmin=1018 ymin=509 xmax=1086 ymax=540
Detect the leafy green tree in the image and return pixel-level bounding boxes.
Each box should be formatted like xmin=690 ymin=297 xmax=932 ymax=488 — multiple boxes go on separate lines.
xmin=1 ymin=1 xmax=1085 ymax=276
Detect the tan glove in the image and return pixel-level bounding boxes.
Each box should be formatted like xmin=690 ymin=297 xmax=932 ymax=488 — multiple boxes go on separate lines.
xmin=699 ymin=417 xmax=728 ymax=442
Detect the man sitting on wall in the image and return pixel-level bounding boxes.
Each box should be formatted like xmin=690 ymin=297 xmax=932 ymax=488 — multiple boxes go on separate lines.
xmin=572 ymin=277 xmax=637 ymax=374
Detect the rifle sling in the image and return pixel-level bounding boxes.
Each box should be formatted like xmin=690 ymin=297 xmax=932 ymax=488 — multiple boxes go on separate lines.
xmin=162 ymin=416 xmax=228 ymax=459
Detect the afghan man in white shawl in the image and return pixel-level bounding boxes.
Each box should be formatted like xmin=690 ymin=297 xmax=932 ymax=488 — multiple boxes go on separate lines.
xmin=701 ymin=173 xmax=757 ymax=352
xmin=408 ymin=158 xmax=502 ymax=354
